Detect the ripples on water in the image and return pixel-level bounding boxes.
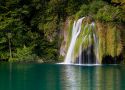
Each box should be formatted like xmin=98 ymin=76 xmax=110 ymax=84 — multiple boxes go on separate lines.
xmin=0 ymin=63 xmax=125 ymax=90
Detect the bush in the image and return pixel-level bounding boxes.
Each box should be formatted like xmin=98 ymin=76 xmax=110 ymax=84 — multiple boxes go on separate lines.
xmin=75 ymin=0 xmax=106 ymax=19
xmin=75 ymin=0 xmax=125 ymax=22
xmin=11 ymin=46 xmax=36 ymax=62
xmin=95 ymin=5 xmax=125 ymax=22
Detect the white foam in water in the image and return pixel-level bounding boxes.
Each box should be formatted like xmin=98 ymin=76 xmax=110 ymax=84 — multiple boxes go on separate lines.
xmin=57 ymin=63 xmax=101 ymax=66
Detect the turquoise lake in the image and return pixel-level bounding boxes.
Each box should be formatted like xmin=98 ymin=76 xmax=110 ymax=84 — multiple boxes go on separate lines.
xmin=0 ymin=63 xmax=125 ymax=90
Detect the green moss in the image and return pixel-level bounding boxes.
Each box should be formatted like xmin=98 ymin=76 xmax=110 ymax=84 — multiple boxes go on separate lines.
xmin=96 ymin=22 xmax=123 ymax=63
xmin=105 ymin=24 xmax=122 ymax=57
xmin=73 ymin=23 xmax=96 ymax=60
xmin=65 ymin=19 xmax=74 ymax=50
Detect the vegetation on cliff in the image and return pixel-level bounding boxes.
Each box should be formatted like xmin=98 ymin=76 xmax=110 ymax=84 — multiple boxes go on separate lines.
xmin=61 ymin=0 xmax=125 ymax=63
xmin=0 ymin=0 xmax=125 ymax=63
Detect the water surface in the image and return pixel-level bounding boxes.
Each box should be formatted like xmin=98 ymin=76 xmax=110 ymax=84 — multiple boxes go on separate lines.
xmin=0 ymin=63 xmax=125 ymax=90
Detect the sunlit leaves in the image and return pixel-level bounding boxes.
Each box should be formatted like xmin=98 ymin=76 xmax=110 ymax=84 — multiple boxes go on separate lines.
xmin=13 ymin=46 xmax=36 ymax=62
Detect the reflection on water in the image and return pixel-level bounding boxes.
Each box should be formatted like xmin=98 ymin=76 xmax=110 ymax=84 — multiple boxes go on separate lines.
xmin=0 ymin=63 xmax=125 ymax=90
xmin=60 ymin=65 xmax=122 ymax=90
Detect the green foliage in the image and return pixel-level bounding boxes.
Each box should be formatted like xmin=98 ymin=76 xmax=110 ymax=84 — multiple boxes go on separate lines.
xmin=75 ymin=4 xmax=89 ymax=19
xmin=0 ymin=0 xmax=60 ymax=62
xmin=89 ymin=0 xmax=107 ymax=14
xmin=0 ymin=0 xmax=125 ymax=63
xmin=112 ymin=0 xmax=125 ymax=3
xmin=75 ymin=0 xmax=106 ymax=19
xmin=38 ymin=17 xmax=58 ymax=41
xmin=96 ymin=5 xmax=125 ymax=22
xmin=11 ymin=46 xmax=36 ymax=62
xmin=75 ymin=0 xmax=125 ymax=22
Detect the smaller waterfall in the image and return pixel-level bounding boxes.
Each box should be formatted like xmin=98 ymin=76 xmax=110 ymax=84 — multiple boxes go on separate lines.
xmin=79 ymin=45 xmax=82 ymax=64
xmin=64 ymin=17 xmax=98 ymax=64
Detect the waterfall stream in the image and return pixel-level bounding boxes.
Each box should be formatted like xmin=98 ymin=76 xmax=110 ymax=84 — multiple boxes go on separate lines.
xmin=64 ymin=17 xmax=85 ymax=64
xmin=64 ymin=17 xmax=98 ymax=64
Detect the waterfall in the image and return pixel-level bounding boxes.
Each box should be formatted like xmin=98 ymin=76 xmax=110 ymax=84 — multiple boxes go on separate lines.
xmin=64 ymin=17 xmax=98 ymax=64
xmin=64 ymin=17 xmax=85 ymax=64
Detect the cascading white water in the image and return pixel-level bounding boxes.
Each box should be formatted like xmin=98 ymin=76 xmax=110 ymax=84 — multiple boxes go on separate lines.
xmin=64 ymin=17 xmax=85 ymax=64
xmin=64 ymin=17 xmax=98 ymax=64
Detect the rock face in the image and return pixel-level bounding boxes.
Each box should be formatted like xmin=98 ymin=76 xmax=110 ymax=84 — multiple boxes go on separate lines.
xmin=60 ymin=19 xmax=70 ymax=57
xmin=60 ymin=16 xmax=124 ymax=64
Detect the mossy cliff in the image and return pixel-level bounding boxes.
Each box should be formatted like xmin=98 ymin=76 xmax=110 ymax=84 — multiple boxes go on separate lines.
xmin=60 ymin=17 xmax=124 ymax=64
xmin=60 ymin=0 xmax=125 ymax=64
